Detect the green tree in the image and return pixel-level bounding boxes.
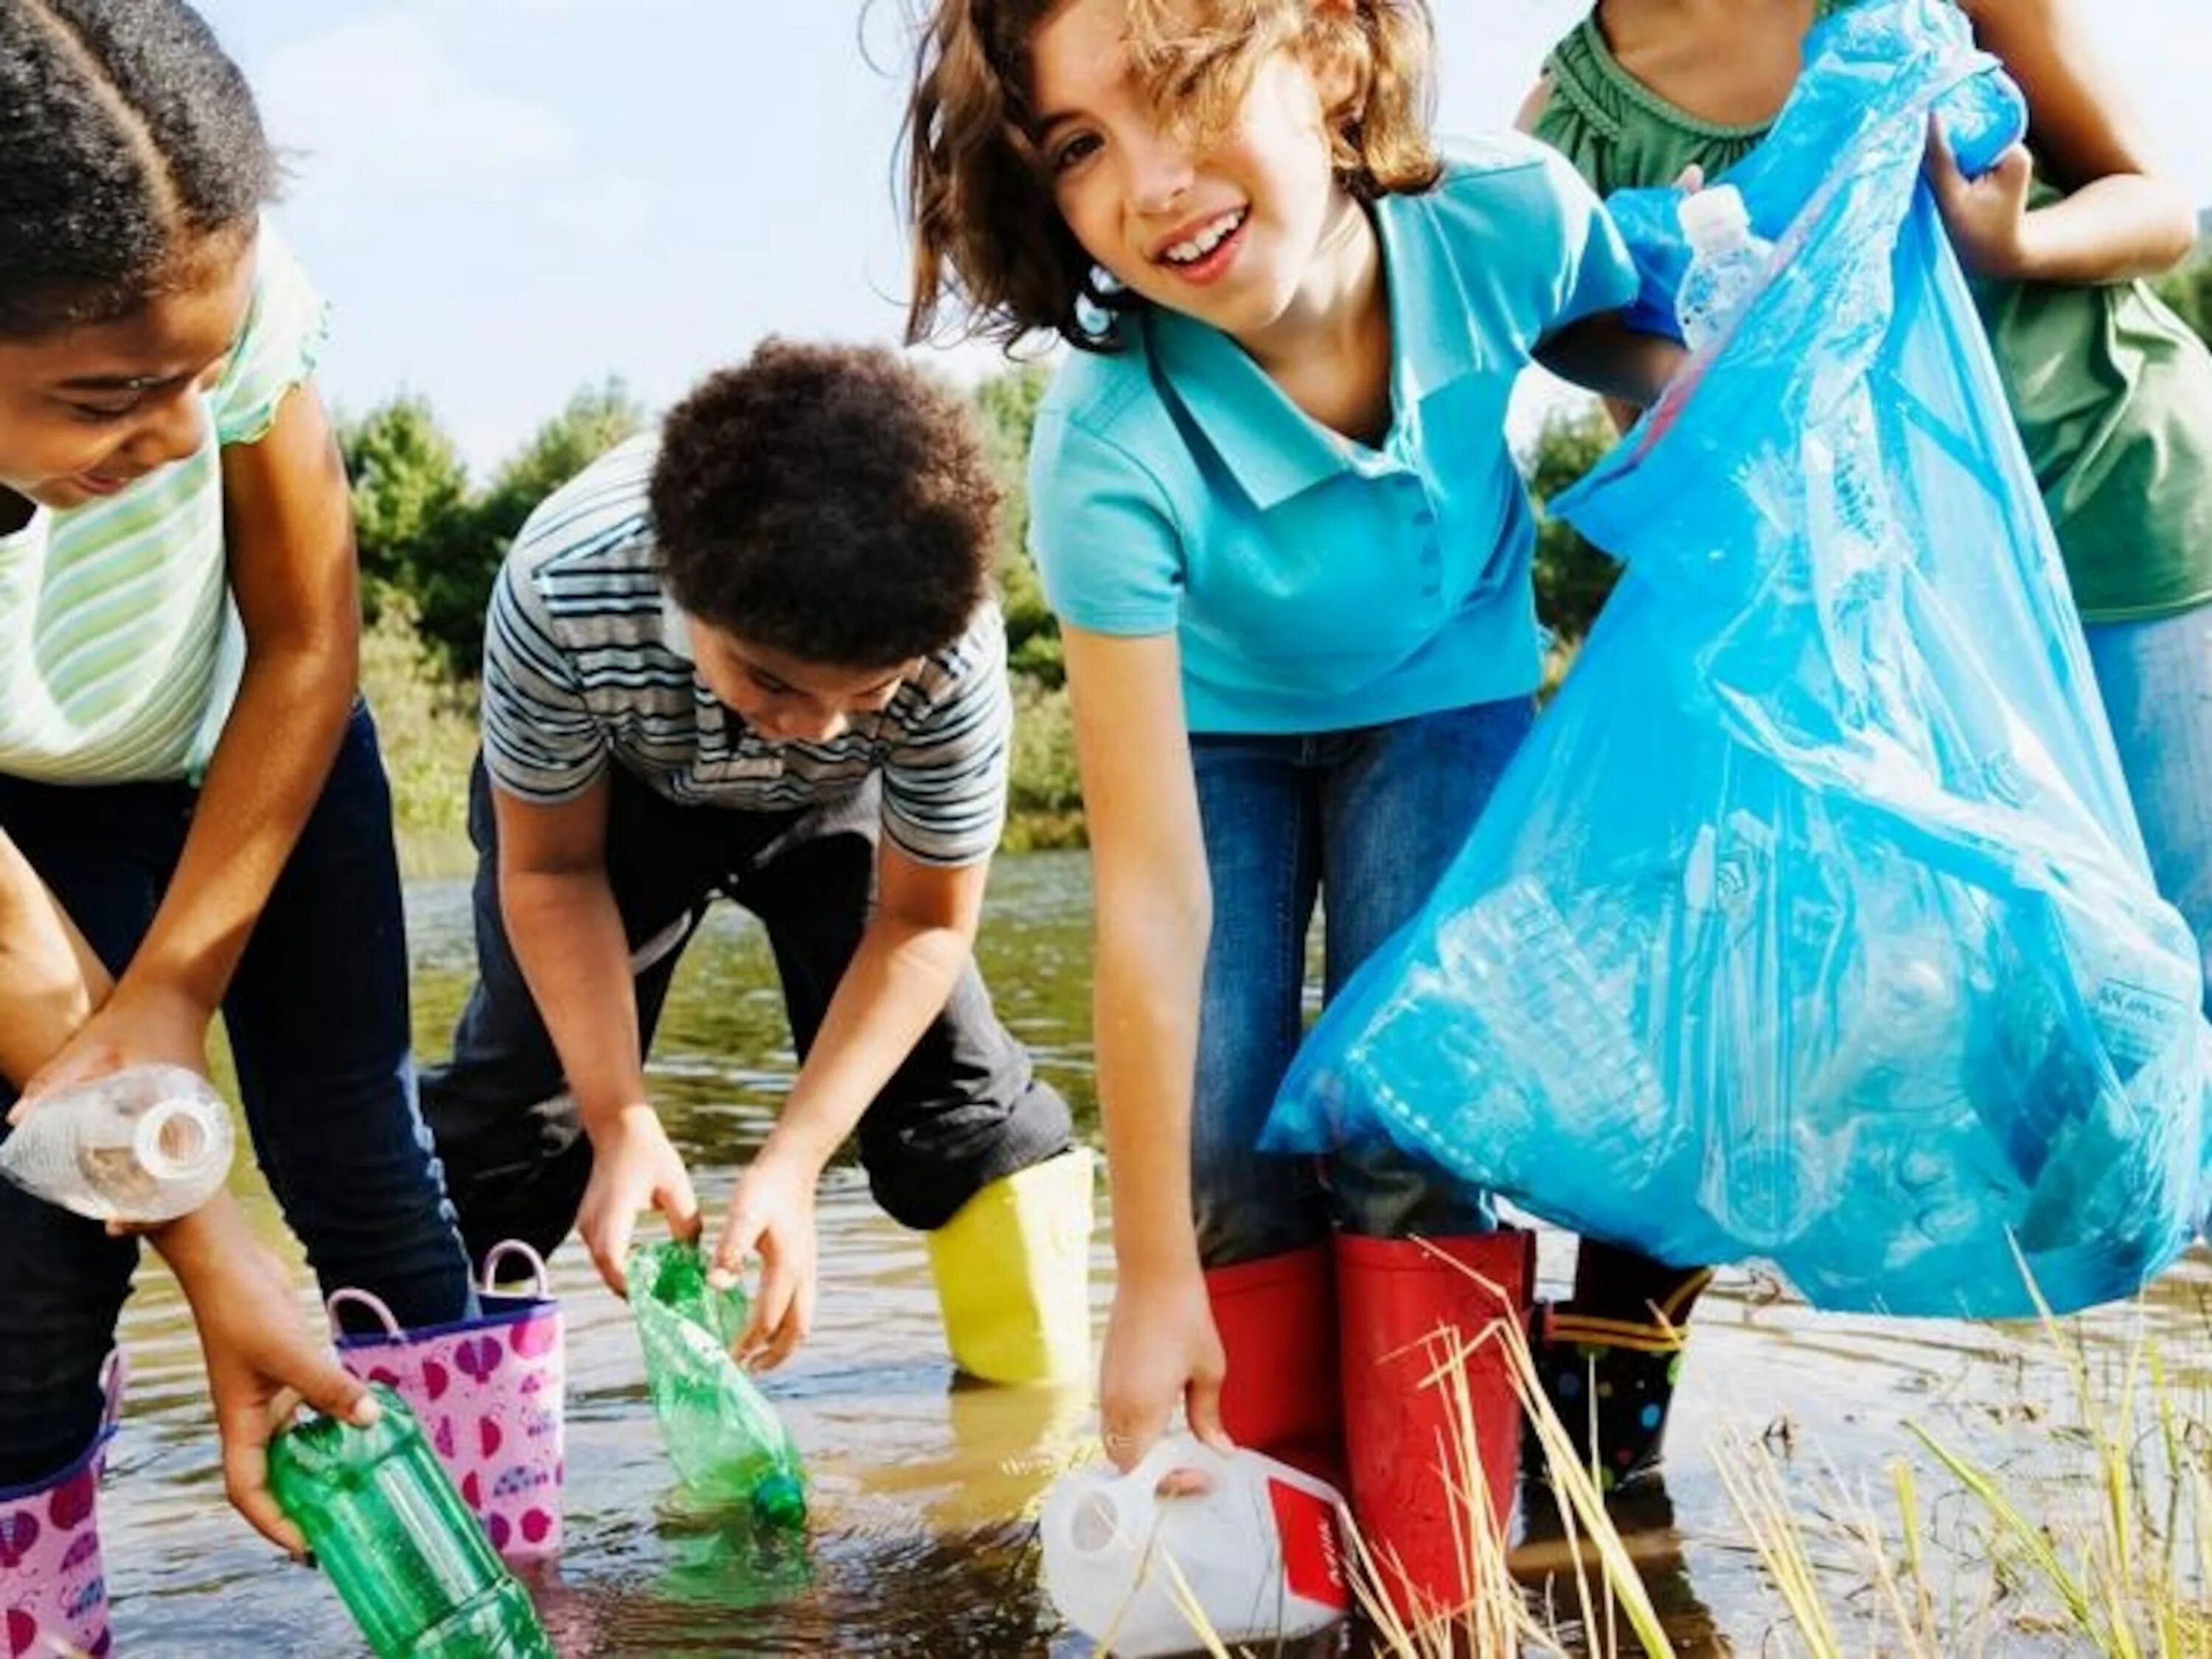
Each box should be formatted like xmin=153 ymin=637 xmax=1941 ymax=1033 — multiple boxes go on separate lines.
xmin=340 ymin=394 xmax=474 ymax=629
xmin=1526 ymin=403 xmax=1623 ymax=642
xmin=2157 ymin=257 xmax=2212 ymax=343
xmin=972 ymin=364 xmax=1063 ymax=686
xmin=474 ymin=379 xmax=646 ymax=558
xmin=413 ymin=378 xmax=645 ymax=675
xmin=347 ymin=379 xmax=645 ymax=678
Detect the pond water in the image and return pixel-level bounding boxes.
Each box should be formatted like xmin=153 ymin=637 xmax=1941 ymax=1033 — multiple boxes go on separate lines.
xmin=97 ymin=851 xmax=2212 ymax=1655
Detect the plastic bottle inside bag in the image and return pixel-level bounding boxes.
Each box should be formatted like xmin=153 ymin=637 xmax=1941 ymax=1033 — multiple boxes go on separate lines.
xmin=1676 ymin=184 xmax=1776 ymax=353
xmin=1040 ymin=1434 xmax=1350 ymax=1658
xmin=0 ymin=1063 xmax=234 ymax=1223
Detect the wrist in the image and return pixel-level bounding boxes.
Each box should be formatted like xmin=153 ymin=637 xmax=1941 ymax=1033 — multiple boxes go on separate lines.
xmin=150 ymin=1197 xmax=246 ymax=1292
xmin=579 ymin=1096 xmax=658 ymax=1144
xmin=1113 ymin=1228 xmax=1203 ymax=1286
xmin=111 ymin=967 xmax=220 ymax=1032
xmin=1968 ymin=206 xmax=2045 ymax=282
xmin=757 ymin=1121 xmax=832 ymax=1181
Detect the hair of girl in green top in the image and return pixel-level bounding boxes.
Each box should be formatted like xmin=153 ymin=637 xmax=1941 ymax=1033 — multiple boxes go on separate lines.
xmin=902 ymin=0 xmax=1441 ymax=355
xmin=0 ymin=0 xmax=276 ymax=339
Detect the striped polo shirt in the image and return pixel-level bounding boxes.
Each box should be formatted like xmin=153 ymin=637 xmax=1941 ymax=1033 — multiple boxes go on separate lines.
xmin=0 ymin=220 xmax=327 ymax=784
xmin=481 ymin=434 xmax=1012 ymax=868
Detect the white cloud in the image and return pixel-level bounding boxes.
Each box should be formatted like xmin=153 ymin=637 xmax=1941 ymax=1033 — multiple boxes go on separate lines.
xmin=258 ymin=12 xmax=577 ymax=240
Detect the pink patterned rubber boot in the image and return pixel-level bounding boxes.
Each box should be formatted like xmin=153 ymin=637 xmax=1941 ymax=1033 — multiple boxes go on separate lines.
xmin=1 ymin=1353 xmax=123 ymax=1659
xmin=333 ymin=1241 xmax=566 ymax=1562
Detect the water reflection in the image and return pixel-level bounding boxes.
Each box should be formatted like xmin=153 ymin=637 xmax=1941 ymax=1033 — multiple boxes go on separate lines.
xmin=96 ymin=851 xmax=2212 ymax=1655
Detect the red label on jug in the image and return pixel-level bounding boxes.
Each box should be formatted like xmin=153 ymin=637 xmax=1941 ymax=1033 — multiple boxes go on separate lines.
xmin=1267 ymin=1477 xmax=1350 ymax=1610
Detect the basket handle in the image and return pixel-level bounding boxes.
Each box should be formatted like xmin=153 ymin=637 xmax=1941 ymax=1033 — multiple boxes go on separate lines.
xmin=480 ymin=1237 xmax=554 ymax=1299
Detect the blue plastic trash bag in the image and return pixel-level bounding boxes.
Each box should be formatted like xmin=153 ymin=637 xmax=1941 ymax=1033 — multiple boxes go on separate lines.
xmin=1262 ymin=0 xmax=2212 ymax=1318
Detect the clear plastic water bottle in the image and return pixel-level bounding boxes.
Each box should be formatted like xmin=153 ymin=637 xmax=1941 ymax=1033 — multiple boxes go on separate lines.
xmin=1936 ymin=63 xmax=2028 ymax=181
xmin=0 ymin=1064 xmax=234 ymax=1223
xmin=1041 ymin=1434 xmax=1351 ymax=1658
xmin=268 ymin=1386 xmax=555 ymax=1659
xmin=627 ymin=1241 xmax=808 ymax=1528
xmin=1676 ymin=184 xmax=1775 ymax=353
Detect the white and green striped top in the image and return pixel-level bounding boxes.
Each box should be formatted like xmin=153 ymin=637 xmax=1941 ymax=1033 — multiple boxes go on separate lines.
xmin=0 ymin=220 xmax=328 ymax=785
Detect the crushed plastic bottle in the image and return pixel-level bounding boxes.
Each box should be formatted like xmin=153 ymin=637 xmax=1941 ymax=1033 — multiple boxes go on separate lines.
xmin=1675 ymin=184 xmax=1776 ymax=353
xmin=627 ymin=1240 xmax=808 ymax=1528
xmin=1041 ymin=1434 xmax=1351 ymax=1658
xmin=268 ymin=1385 xmax=555 ymax=1659
xmin=0 ymin=1064 xmax=234 ymax=1223
xmin=1936 ymin=61 xmax=2028 ymax=180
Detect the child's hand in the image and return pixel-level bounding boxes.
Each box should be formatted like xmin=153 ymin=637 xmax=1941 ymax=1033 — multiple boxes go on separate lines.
xmin=712 ymin=1142 xmax=821 ymax=1371
xmin=577 ymin=1103 xmax=700 ymax=1297
xmin=1926 ymin=116 xmax=2038 ymax=278
xmin=159 ymin=1201 xmax=381 ymax=1556
xmin=1097 ymin=1265 xmax=1230 ymax=1480
xmin=13 ymin=980 xmax=211 ymax=1113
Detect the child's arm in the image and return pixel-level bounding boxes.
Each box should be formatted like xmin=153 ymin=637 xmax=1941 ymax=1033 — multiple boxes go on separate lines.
xmin=1938 ymin=0 xmax=2197 ymax=282
xmin=711 ymin=844 xmax=991 ymax=1369
xmin=1537 ymin=310 xmax=1688 ymax=410
xmin=0 ymin=831 xmax=375 ymax=1556
xmin=491 ymin=779 xmax=700 ymax=1294
xmin=1062 ymin=627 xmax=1228 ymax=1471
xmin=18 ymin=389 xmax=355 ymax=1096
xmin=157 ymin=1197 xmax=380 ymax=1554
xmin=0 ymin=832 xmax=100 ymax=1086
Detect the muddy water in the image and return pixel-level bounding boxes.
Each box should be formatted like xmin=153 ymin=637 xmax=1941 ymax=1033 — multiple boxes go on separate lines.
xmin=96 ymin=852 xmax=2212 ymax=1655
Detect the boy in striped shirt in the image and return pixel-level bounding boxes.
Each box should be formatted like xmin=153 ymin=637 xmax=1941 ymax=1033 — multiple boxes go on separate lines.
xmin=421 ymin=341 xmax=1088 ymax=1385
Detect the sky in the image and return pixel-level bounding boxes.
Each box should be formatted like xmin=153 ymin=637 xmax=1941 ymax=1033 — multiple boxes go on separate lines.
xmin=200 ymin=0 xmax=2212 ymax=474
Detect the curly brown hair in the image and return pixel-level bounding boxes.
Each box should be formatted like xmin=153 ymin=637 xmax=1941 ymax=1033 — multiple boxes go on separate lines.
xmin=650 ymin=339 xmax=1001 ymax=670
xmin=904 ymin=0 xmax=1439 ymax=353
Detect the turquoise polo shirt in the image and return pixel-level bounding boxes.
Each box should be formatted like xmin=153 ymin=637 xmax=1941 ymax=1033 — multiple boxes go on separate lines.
xmin=1028 ymin=134 xmax=1639 ymax=734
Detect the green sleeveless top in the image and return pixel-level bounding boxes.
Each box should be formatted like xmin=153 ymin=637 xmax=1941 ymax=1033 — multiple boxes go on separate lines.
xmin=1531 ymin=7 xmax=2212 ymax=623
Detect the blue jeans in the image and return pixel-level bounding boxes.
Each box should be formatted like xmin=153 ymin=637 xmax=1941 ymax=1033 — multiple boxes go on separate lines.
xmin=0 ymin=703 xmax=473 ymax=1484
xmin=2087 ymin=606 xmax=2212 ymax=1013
xmin=1189 ymin=698 xmax=1535 ymax=1266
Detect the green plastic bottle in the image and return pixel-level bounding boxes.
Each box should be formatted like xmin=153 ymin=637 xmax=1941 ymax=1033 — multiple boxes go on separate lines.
xmin=268 ymin=1386 xmax=556 ymax=1658
xmin=627 ymin=1240 xmax=808 ymax=1528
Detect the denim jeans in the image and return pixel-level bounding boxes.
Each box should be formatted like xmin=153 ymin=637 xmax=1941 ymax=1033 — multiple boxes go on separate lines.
xmin=1189 ymin=698 xmax=1536 ymax=1266
xmin=0 ymin=703 xmax=473 ymax=1484
xmin=419 ymin=757 xmax=1071 ymax=1266
xmin=2086 ymin=605 xmax=2212 ymax=1013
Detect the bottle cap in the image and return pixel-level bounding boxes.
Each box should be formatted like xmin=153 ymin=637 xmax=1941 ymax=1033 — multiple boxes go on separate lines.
xmin=1678 ymin=184 xmax=1754 ymax=254
xmin=133 ymin=1094 xmax=226 ymax=1183
xmin=751 ymin=1470 xmax=807 ymax=1528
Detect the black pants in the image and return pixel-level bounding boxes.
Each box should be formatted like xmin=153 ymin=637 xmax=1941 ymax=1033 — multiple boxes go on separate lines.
xmin=0 ymin=706 xmax=472 ymax=1484
xmin=420 ymin=758 xmax=1072 ymax=1267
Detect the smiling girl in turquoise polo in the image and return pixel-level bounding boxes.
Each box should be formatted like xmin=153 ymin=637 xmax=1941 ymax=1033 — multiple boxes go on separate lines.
xmin=907 ymin=0 xmax=1688 ymax=1616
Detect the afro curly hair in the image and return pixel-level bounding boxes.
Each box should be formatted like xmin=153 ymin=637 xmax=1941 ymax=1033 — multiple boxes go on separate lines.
xmin=649 ymin=338 xmax=1002 ymax=671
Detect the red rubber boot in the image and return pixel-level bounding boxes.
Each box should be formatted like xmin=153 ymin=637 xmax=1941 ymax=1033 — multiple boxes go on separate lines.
xmin=1203 ymin=1243 xmax=1344 ymax=1486
xmin=1336 ymin=1229 xmax=1534 ymax=1627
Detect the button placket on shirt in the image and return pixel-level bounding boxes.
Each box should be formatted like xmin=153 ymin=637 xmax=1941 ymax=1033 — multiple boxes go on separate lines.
xmin=1372 ymin=400 xmax=1446 ymax=607
xmin=1402 ymin=457 xmax=1444 ymax=606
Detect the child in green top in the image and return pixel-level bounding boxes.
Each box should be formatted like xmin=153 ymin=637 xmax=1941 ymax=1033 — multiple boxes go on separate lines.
xmin=1524 ymin=0 xmax=2212 ymax=1479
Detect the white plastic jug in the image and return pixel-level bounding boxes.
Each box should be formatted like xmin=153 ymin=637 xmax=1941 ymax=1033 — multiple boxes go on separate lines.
xmin=0 ymin=1064 xmax=234 ymax=1223
xmin=1040 ymin=1434 xmax=1351 ymax=1658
